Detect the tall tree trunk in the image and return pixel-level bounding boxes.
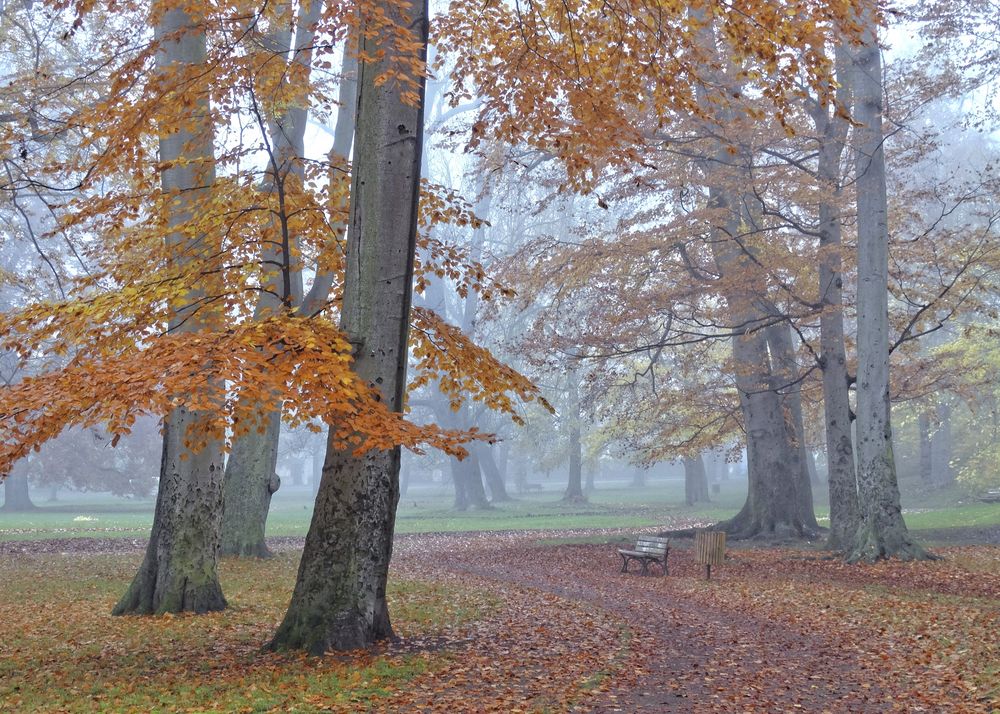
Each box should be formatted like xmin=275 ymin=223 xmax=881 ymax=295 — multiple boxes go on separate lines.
xmin=268 ymin=0 xmax=429 ymax=652
xmin=476 ymin=444 xmax=510 ymax=502
xmin=563 ymin=369 xmax=586 ymax=502
xmin=113 ymin=5 xmax=227 ymax=616
xmin=683 ymin=455 xmax=710 ymax=505
xmin=765 ymin=323 xmax=820 ymax=530
xmin=631 ymin=466 xmax=647 ymax=487
xmin=584 ymin=455 xmax=597 ymax=492
xmin=1 ymin=470 xmax=35 ymax=512
xmin=848 ymin=9 xmax=929 ymax=562
xmin=221 ymin=0 xmax=343 ymax=557
xmin=811 ymin=41 xmax=860 ymax=552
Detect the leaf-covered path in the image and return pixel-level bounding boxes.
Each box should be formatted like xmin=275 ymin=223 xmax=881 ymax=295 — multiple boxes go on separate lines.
xmin=2 ymin=531 xmax=996 ymax=712
xmin=389 ymin=531 xmax=998 ymax=713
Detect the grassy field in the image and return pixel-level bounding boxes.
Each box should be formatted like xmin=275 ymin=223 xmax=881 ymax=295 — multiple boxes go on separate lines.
xmin=2 ymin=476 xmax=997 ymax=543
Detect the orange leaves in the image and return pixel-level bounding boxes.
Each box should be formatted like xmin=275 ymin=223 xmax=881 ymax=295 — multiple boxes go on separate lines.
xmin=408 ymin=306 xmax=550 ymax=423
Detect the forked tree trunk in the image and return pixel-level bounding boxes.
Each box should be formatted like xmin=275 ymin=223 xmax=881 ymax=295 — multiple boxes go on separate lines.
xmin=476 ymin=445 xmax=510 ymax=502
xmin=683 ymin=455 xmax=710 ymax=505
xmin=1 ymin=470 xmax=35 ymax=512
xmin=113 ymin=4 xmax=227 ymax=616
xmin=812 ymin=40 xmax=860 ymax=553
xmin=268 ymin=0 xmax=428 ymax=652
xmin=848 ymin=9 xmax=929 ymax=562
xmin=221 ymin=1 xmax=349 ymax=557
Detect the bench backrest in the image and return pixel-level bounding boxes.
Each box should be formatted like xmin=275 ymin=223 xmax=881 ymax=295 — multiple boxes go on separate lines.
xmin=633 ymin=537 xmax=669 ymax=554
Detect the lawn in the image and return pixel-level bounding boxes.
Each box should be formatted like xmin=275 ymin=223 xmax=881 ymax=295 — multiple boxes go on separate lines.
xmin=2 ymin=477 xmax=997 ymax=543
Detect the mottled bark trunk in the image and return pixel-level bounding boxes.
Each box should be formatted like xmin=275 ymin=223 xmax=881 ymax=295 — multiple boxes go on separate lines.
xmin=115 ymin=411 xmax=226 ymax=614
xmin=725 ymin=328 xmax=811 ymax=538
xmin=114 ymin=5 xmax=226 ymax=616
xmin=812 ymin=42 xmax=860 ymax=552
xmin=221 ymin=410 xmax=280 ymax=557
xmin=1 ymin=470 xmax=35 ymax=512
xmin=450 ymin=457 xmax=470 ymax=510
xmin=683 ymin=455 xmax=710 ymax=505
xmin=765 ymin=323 xmax=819 ymax=530
xmin=563 ymin=370 xmax=586 ymax=502
xmin=848 ymin=10 xmax=929 ymax=562
xmin=459 ymin=451 xmax=490 ymax=508
xmin=269 ymin=0 xmax=428 ymax=652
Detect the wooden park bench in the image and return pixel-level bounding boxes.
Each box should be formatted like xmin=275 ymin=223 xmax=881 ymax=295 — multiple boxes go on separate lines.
xmin=618 ymin=536 xmax=670 ymax=576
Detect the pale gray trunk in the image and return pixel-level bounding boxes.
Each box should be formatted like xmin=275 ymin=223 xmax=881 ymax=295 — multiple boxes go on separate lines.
xmin=812 ymin=42 xmax=860 ymax=552
xmin=631 ymin=466 xmax=647 ymax=487
xmin=221 ymin=410 xmax=280 ymax=557
xmin=269 ymin=0 xmax=428 ymax=652
xmin=221 ymin=0 xmax=332 ymax=557
xmin=848 ymin=11 xmax=929 ymax=561
xmin=563 ymin=369 xmax=586 ymax=502
xmin=1 ymin=470 xmax=35 ymax=512
xmin=114 ymin=5 xmax=226 ymax=615
xmin=683 ymin=455 xmax=710 ymax=505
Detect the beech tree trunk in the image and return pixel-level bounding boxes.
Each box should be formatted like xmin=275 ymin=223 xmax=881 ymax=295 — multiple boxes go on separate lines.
xmin=476 ymin=444 xmax=510 ymax=502
xmin=848 ymin=10 xmax=929 ymax=562
xmin=765 ymin=323 xmax=819 ymax=530
xmin=221 ymin=0 xmax=346 ymax=557
xmin=563 ymin=369 xmax=586 ymax=502
xmin=221 ymin=410 xmax=280 ymax=557
xmin=114 ymin=5 xmax=227 ymax=616
xmin=683 ymin=455 xmax=710 ymax=505
xmin=1 ymin=470 xmax=35 ymax=512
xmin=812 ymin=42 xmax=860 ymax=552
xmin=268 ymin=0 xmax=428 ymax=652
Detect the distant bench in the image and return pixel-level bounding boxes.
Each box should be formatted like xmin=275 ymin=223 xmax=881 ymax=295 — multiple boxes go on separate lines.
xmin=618 ymin=536 xmax=670 ymax=576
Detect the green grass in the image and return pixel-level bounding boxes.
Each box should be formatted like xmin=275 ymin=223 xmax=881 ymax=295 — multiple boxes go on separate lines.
xmin=3 ymin=477 xmax=997 ymax=543
xmin=0 ymin=552 xmax=497 ymax=713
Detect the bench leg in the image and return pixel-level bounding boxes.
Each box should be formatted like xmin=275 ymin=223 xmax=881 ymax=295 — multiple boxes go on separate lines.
xmin=620 ymin=554 xmax=630 ymax=573
xmin=639 ymin=559 xmax=649 ymax=576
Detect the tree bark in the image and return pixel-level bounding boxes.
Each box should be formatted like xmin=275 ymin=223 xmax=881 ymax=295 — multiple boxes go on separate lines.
xmin=476 ymin=444 xmax=510 ymax=502
xmin=221 ymin=0 xmax=346 ymax=557
xmin=268 ymin=0 xmax=428 ymax=652
xmin=113 ymin=4 xmax=227 ymax=616
xmin=683 ymin=455 xmax=710 ymax=505
xmin=1 ymin=470 xmax=35 ymax=512
xmin=812 ymin=40 xmax=861 ymax=553
xmin=221 ymin=410 xmax=280 ymax=557
xmin=765 ymin=323 xmax=820 ymax=530
xmin=848 ymin=8 xmax=930 ymax=562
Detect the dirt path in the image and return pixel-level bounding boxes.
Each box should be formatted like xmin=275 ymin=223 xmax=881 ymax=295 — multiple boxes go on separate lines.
xmin=399 ymin=534 xmax=899 ymax=713
xmin=4 ymin=530 xmax=995 ymax=712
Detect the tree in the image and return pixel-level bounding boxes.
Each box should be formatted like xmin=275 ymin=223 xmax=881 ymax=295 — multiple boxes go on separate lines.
xmin=269 ymin=0 xmax=430 ymax=652
xmin=683 ymin=454 xmax=711 ymax=506
xmin=220 ymin=2 xmax=355 ymax=558
xmin=848 ymin=5 xmax=931 ymax=562
xmin=113 ymin=3 xmax=228 ymax=615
